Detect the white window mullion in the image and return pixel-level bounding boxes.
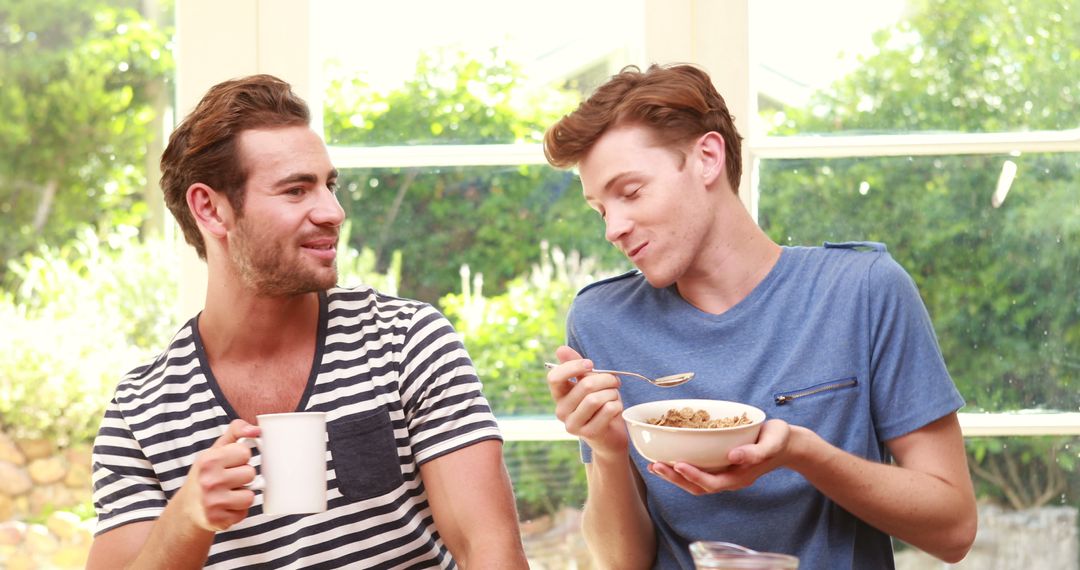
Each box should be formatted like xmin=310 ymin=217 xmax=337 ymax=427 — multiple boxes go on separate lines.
xmin=750 ymin=129 xmax=1080 ymax=159
xmin=497 ymin=413 xmax=1080 ymax=442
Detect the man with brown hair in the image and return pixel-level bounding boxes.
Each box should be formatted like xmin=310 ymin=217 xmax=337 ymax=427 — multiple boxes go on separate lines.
xmin=86 ymin=74 xmax=528 ymax=569
xmin=543 ymin=64 xmax=977 ymax=569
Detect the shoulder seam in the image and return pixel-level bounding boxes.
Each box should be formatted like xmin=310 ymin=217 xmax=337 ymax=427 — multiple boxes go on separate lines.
xmin=576 ymin=269 xmax=640 ymax=297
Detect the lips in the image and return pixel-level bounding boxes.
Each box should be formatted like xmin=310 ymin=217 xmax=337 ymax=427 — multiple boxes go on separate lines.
xmin=301 ymin=235 xmax=338 ymax=261
xmin=627 ymin=242 xmax=647 ymax=261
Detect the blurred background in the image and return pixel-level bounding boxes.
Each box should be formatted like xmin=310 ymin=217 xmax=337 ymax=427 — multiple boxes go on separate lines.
xmin=0 ymin=0 xmax=1077 ymax=567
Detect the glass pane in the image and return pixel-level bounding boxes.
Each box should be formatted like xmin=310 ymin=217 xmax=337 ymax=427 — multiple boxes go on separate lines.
xmin=754 ymin=0 xmax=1080 ymax=136
xmin=898 ymin=435 xmax=1080 ymax=568
xmin=758 ymin=153 xmax=1080 ymax=413
xmin=314 ymin=0 xmax=644 ymax=146
xmin=505 ymin=440 xmax=590 ymax=568
xmin=336 ymin=165 xmax=625 ymax=305
xmin=333 ymin=164 xmax=624 ymax=423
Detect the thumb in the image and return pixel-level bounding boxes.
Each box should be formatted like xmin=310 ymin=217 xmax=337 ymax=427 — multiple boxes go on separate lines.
xmin=555 ymin=345 xmax=583 ymax=364
xmin=212 ymin=419 xmax=259 ymax=449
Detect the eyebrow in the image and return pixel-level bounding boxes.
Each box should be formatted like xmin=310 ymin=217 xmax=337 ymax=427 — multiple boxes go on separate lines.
xmin=274 ymin=168 xmax=339 ymax=188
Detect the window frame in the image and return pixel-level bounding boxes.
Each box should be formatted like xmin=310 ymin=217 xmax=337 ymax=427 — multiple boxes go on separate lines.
xmin=174 ymin=0 xmax=1080 ymax=438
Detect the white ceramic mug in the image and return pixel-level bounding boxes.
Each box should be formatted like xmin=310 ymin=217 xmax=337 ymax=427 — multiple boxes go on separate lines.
xmin=243 ymin=411 xmax=328 ymax=515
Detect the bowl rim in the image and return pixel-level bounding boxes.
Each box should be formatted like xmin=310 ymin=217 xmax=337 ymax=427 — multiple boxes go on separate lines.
xmin=622 ymin=399 xmax=766 ymax=433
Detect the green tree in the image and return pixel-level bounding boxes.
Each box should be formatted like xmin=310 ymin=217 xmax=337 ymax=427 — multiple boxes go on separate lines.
xmin=0 ymin=0 xmax=172 ymax=278
xmin=324 ymin=48 xmax=619 ymax=303
xmin=758 ymin=0 xmax=1080 ymax=509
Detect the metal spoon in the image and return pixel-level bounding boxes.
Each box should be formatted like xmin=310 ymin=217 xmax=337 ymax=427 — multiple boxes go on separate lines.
xmin=543 ymin=362 xmax=694 ymax=388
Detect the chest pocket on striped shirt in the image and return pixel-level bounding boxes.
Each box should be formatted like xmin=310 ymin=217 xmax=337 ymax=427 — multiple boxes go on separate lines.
xmin=328 ymin=409 xmax=403 ymax=501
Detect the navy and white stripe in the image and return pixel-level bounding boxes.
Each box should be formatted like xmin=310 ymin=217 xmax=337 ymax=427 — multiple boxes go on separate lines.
xmin=92 ymin=286 xmax=502 ymax=569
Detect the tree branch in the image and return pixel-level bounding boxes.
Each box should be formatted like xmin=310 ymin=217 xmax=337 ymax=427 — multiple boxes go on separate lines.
xmin=31 ymin=178 xmax=59 ymax=234
xmin=374 ymin=169 xmax=418 ymax=268
xmin=1000 ymin=450 xmax=1034 ymax=508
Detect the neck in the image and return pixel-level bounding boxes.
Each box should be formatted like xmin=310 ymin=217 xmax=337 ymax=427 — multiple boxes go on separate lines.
xmin=675 ymin=195 xmax=782 ymax=315
xmin=198 ymin=264 xmax=322 ymax=362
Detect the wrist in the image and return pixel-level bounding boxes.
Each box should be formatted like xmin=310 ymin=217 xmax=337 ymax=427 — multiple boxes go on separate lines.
xmin=173 ymin=484 xmax=214 ymax=535
xmin=784 ymin=424 xmax=826 ymax=473
xmin=590 ymin=445 xmax=632 ymax=467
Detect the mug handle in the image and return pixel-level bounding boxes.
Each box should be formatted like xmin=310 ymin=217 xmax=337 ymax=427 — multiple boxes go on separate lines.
xmin=237 ymin=437 xmax=265 ymax=491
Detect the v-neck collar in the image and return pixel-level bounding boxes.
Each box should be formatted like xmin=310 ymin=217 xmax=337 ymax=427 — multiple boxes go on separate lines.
xmin=192 ymin=290 xmax=328 ymax=420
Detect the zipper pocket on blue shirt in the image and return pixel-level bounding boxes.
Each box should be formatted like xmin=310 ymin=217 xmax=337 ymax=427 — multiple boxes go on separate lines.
xmin=774 ymin=377 xmax=858 ymax=405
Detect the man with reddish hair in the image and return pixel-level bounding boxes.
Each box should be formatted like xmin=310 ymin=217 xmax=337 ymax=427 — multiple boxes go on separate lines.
xmin=86 ymin=74 xmax=528 ymax=569
xmin=544 ymin=64 xmax=976 ymax=569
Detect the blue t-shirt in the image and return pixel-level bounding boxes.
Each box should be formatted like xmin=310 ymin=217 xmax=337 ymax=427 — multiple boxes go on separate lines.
xmin=568 ymin=242 xmax=964 ymax=570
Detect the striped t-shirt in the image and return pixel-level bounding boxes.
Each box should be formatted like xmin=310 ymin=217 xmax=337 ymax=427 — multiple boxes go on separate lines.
xmin=92 ymin=286 xmax=503 ymax=569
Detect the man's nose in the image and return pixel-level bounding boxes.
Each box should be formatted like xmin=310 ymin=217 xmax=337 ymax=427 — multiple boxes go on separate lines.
xmin=313 ymin=187 xmax=345 ymax=226
xmin=604 ymin=212 xmax=632 ymax=244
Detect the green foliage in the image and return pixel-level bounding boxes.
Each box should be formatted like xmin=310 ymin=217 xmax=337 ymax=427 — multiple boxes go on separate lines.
xmin=324 ymin=49 xmax=618 ymax=303
xmin=767 ymin=0 xmax=1080 ymax=135
xmin=503 ymin=441 xmax=587 ymax=521
xmin=0 ymin=228 xmax=180 ymax=444
xmin=0 ymin=0 xmax=173 ymax=275
xmin=334 ymin=220 xmax=403 ymax=295
xmin=759 ymin=0 xmax=1080 ymax=508
xmin=442 ymin=244 xmax=617 ymax=517
xmin=442 ymin=242 xmax=616 ymax=414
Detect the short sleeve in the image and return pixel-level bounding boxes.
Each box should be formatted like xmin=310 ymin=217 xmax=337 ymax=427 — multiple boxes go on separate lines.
xmin=92 ymin=400 xmax=167 ymax=535
xmin=867 ymin=254 xmax=965 ymax=441
xmin=398 ymin=305 xmax=501 ymax=465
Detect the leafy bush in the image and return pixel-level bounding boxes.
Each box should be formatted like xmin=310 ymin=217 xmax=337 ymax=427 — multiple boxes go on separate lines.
xmin=0 ymin=224 xmax=402 ymax=446
xmin=335 ymin=221 xmax=402 ymax=295
xmin=442 ymin=243 xmax=623 ymax=518
xmin=442 ymin=242 xmax=617 ymax=414
xmin=0 ymin=227 xmax=180 ymax=444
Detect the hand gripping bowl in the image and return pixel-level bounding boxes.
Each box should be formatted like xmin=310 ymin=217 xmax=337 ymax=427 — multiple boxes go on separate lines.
xmin=622 ymin=399 xmax=766 ymax=470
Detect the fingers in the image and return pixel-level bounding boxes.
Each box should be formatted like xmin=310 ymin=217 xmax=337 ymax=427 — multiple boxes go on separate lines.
xmin=729 ymin=419 xmax=789 ymax=466
xmin=554 ymin=345 xmax=582 ymax=363
xmin=648 ymin=421 xmax=794 ymax=495
xmin=647 ymin=419 xmax=792 ymax=495
xmin=649 ymin=461 xmax=749 ymax=495
xmin=545 ymin=347 xmax=592 ymax=400
xmin=199 ymin=486 xmax=256 ymax=531
xmin=550 ymin=368 xmax=621 ymax=425
xmin=211 ymin=419 xmax=261 ymax=449
xmin=184 ymin=421 xmax=263 ymax=532
xmin=547 ymin=346 xmax=628 ymax=452
xmin=564 ymin=392 xmax=624 ymax=439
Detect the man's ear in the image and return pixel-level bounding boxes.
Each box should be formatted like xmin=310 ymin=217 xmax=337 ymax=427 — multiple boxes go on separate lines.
xmin=187 ymin=183 xmax=231 ymax=239
xmin=698 ymin=131 xmax=727 ymax=187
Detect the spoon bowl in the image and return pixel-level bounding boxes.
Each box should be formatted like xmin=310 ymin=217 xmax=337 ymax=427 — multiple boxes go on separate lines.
xmin=544 ymin=363 xmax=694 ymax=388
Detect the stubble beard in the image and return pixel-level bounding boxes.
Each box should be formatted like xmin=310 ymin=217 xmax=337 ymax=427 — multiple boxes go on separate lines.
xmin=231 ymin=219 xmax=338 ymax=297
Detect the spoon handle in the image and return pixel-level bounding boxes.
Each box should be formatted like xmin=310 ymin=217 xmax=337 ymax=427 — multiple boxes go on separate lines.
xmin=542 ymin=362 xmax=650 ymax=382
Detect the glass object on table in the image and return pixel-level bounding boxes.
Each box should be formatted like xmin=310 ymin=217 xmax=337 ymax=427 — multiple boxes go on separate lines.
xmin=690 ymin=541 xmax=799 ymax=569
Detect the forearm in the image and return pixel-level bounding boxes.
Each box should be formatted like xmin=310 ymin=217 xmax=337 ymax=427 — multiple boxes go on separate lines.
xmin=581 ymin=451 xmax=656 ymax=570
xmin=88 ymin=503 xmax=215 ymax=570
xmin=456 ymin=538 xmax=528 ymax=569
xmin=128 ymin=493 xmax=216 ymax=569
xmin=788 ymin=426 xmax=976 ymax=562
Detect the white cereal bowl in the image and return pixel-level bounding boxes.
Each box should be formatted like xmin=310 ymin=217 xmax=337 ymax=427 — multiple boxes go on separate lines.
xmin=622 ymin=399 xmax=766 ymax=470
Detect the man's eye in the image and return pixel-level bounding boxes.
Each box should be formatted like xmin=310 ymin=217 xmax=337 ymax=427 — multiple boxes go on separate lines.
xmin=327 ymin=181 xmax=339 ymax=193
xmin=286 ymin=187 xmax=305 ymax=196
